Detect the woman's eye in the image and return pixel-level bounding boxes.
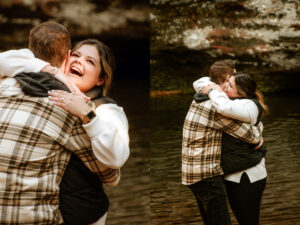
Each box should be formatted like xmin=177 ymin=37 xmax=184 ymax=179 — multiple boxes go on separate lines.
xmin=87 ymin=60 xmax=95 ymax=65
xmin=72 ymin=53 xmax=79 ymax=57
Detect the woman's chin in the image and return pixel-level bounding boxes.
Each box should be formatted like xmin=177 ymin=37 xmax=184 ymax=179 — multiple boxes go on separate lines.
xmin=67 ymin=74 xmax=95 ymax=93
xmin=67 ymin=73 xmax=81 ymax=84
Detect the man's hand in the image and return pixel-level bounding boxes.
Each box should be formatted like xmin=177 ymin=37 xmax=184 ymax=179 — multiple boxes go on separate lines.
xmin=254 ymin=136 xmax=264 ymax=150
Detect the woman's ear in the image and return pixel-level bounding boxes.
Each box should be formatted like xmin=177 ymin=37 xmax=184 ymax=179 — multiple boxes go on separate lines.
xmin=97 ymin=77 xmax=104 ymax=86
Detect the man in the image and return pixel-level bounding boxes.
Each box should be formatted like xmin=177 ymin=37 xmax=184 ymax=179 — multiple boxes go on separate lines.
xmin=0 ymin=22 xmax=121 ymax=224
xmin=0 ymin=22 xmax=80 ymax=95
xmin=182 ymin=61 xmax=263 ymax=225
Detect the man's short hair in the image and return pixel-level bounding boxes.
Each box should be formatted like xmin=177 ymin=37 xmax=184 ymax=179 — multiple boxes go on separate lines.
xmin=29 ymin=21 xmax=71 ymax=68
xmin=209 ymin=60 xmax=235 ymax=85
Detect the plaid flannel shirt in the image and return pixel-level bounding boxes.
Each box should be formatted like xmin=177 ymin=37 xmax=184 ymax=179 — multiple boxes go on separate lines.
xmin=182 ymin=99 xmax=263 ymax=185
xmin=0 ymin=78 xmax=119 ymax=224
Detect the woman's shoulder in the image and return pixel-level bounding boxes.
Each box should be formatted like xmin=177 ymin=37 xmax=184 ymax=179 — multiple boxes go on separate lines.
xmin=96 ymin=103 xmax=128 ymax=127
xmin=92 ymin=96 xmax=125 ymax=114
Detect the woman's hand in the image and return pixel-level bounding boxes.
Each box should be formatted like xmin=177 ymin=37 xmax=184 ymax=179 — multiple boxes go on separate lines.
xmin=48 ymin=90 xmax=91 ymax=120
xmin=202 ymin=84 xmax=223 ymax=94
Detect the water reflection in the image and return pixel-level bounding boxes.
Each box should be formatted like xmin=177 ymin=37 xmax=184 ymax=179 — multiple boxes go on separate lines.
xmin=105 ymin=82 xmax=150 ymax=225
xmin=150 ymin=94 xmax=300 ymax=224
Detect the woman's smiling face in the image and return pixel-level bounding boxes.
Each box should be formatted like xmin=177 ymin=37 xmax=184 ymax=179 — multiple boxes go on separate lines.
xmin=66 ymin=44 xmax=103 ymax=93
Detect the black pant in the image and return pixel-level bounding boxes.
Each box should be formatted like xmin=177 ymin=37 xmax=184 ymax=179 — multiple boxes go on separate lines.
xmin=225 ymin=173 xmax=266 ymax=225
xmin=188 ymin=176 xmax=231 ymax=225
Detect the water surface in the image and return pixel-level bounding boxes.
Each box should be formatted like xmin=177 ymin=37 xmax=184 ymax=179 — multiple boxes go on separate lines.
xmin=106 ymin=82 xmax=150 ymax=225
xmin=151 ymin=93 xmax=300 ymax=225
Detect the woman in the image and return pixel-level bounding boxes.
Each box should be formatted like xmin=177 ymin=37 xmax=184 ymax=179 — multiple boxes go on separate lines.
xmin=0 ymin=39 xmax=129 ymax=225
xmin=196 ymin=72 xmax=268 ymax=225
xmin=51 ymin=39 xmax=130 ymax=225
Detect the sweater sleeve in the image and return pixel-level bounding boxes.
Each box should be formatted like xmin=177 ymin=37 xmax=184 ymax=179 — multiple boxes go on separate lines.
xmin=212 ymin=112 xmax=262 ymax=144
xmin=0 ymin=49 xmax=49 ymax=77
xmin=208 ymin=90 xmax=259 ymax=125
xmin=193 ymin=76 xmax=214 ymax=93
xmin=82 ymin=104 xmax=130 ymax=169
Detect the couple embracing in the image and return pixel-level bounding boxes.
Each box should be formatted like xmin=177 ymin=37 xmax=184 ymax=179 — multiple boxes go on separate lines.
xmin=0 ymin=21 xmax=129 ymax=224
xmin=182 ymin=61 xmax=268 ymax=225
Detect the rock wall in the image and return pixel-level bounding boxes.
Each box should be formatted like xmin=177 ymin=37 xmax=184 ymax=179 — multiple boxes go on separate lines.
xmin=151 ymin=0 xmax=300 ymax=93
xmin=0 ymin=0 xmax=149 ymax=49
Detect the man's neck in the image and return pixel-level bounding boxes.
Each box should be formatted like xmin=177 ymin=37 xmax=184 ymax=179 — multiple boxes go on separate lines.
xmin=59 ymin=59 xmax=67 ymax=73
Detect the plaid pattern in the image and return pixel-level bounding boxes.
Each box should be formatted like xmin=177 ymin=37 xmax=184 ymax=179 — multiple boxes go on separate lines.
xmin=0 ymin=79 xmax=119 ymax=224
xmin=182 ymin=100 xmax=262 ymax=185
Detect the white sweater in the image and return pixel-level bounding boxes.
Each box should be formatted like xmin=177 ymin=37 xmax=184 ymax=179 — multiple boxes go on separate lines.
xmin=193 ymin=77 xmax=267 ymax=183
xmin=0 ymin=49 xmax=130 ymax=171
xmin=0 ymin=49 xmax=49 ymax=77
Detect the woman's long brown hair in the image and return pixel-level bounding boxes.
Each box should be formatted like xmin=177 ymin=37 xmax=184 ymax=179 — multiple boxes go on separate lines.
xmin=233 ymin=72 xmax=268 ymax=116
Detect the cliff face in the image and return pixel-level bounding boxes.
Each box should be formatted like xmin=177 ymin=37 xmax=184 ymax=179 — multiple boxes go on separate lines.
xmin=0 ymin=0 xmax=149 ymax=49
xmin=151 ymin=0 xmax=300 ymax=93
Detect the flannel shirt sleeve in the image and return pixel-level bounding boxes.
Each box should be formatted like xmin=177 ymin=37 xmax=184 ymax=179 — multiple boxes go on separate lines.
xmin=64 ymin=119 xmax=120 ymax=186
xmin=209 ymin=110 xmax=263 ymax=144
xmin=0 ymin=49 xmax=49 ymax=78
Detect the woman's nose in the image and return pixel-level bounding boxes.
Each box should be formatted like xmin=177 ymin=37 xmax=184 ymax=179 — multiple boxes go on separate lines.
xmin=74 ymin=57 xmax=83 ymax=65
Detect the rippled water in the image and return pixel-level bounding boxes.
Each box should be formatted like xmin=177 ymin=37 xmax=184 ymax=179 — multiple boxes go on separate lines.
xmin=105 ymin=83 xmax=150 ymax=225
xmin=150 ymin=93 xmax=300 ymax=225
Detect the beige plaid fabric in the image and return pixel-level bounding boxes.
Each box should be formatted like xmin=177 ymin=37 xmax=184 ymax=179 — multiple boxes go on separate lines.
xmin=0 ymin=79 xmax=119 ymax=224
xmin=182 ymin=100 xmax=262 ymax=185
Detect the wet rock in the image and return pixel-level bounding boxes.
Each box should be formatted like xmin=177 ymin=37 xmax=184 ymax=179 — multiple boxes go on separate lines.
xmin=151 ymin=0 xmax=300 ymax=93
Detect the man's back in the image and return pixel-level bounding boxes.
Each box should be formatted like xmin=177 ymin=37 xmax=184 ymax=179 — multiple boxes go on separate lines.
xmin=182 ymin=99 xmax=262 ymax=186
xmin=0 ymin=78 xmax=85 ymax=224
xmin=182 ymin=99 xmax=223 ymax=185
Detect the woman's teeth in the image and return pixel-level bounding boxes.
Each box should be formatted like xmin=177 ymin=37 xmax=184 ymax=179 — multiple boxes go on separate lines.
xmin=71 ymin=67 xmax=82 ymax=76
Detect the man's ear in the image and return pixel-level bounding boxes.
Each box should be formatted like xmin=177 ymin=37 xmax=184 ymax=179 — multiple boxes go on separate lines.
xmin=97 ymin=77 xmax=104 ymax=86
xmin=63 ymin=50 xmax=71 ymax=74
xmin=225 ymin=75 xmax=231 ymax=82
